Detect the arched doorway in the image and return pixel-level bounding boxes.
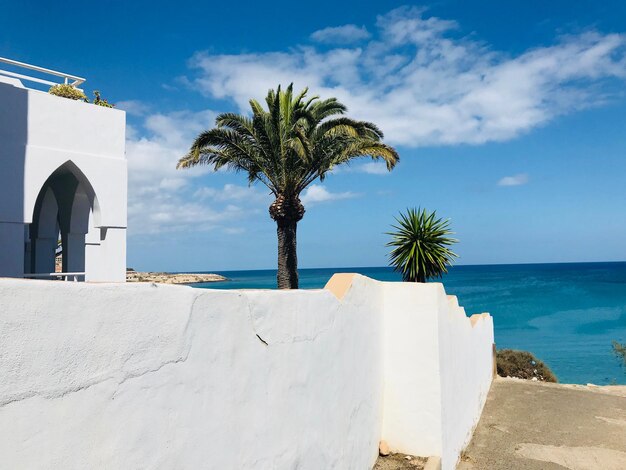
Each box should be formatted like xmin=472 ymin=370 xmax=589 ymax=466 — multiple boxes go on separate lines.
xmin=27 ymin=162 xmax=99 ymax=280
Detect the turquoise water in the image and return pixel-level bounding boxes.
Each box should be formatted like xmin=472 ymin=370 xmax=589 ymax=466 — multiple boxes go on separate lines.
xmin=193 ymin=262 xmax=626 ymax=385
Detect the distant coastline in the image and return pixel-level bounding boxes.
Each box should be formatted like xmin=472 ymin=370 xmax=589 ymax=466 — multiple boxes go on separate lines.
xmin=126 ymin=270 xmax=227 ymax=284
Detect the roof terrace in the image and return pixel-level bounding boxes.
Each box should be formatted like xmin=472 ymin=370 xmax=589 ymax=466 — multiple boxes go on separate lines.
xmin=0 ymin=56 xmax=85 ymax=90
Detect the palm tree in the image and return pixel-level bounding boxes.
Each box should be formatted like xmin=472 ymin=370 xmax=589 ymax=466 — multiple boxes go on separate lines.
xmin=386 ymin=207 xmax=458 ymax=282
xmin=177 ymin=84 xmax=399 ymax=289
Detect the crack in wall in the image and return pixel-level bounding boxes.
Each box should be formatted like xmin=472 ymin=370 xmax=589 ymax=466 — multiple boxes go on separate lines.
xmin=244 ymin=293 xmax=340 ymax=346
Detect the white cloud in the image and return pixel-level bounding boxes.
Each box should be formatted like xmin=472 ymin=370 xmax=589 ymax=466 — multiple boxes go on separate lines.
xmin=498 ymin=173 xmax=529 ymax=186
xmin=194 ymin=183 xmax=270 ymax=203
xmin=187 ymin=6 xmax=625 ymax=147
xmin=357 ymin=162 xmax=391 ymax=175
xmin=331 ymin=161 xmax=391 ymax=175
xmin=223 ymin=227 xmax=246 ymax=235
xmin=125 ymin=109 xmax=213 ymax=196
xmin=116 ymin=100 xmax=150 ymax=116
xmin=301 ymin=184 xmax=358 ymax=206
xmin=125 ymin=109 xmax=268 ymax=235
xmin=158 ymin=177 xmax=187 ymax=190
xmin=310 ymin=24 xmax=371 ymax=44
xmin=125 ymin=8 xmax=626 ymax=234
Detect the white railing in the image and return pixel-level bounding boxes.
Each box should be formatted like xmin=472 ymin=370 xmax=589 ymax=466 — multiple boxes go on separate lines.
xmin=24 ymin=272 xmax=86 ymax=282
xmin=0 ymin=57 xmax=85 ymax=90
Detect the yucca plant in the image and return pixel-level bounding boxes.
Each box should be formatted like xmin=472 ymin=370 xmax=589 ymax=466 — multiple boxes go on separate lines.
xmin=387 ymin=207 xmax=458 ymax=282
xmin=178 ymin=84 xmax=399 ymax=289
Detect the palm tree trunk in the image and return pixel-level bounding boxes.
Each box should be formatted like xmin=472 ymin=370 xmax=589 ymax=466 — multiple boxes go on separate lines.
xmin=269 ymin=194 xmax=305 ymax=289
xmin=276 ymin=219 xmax=298 ymax=289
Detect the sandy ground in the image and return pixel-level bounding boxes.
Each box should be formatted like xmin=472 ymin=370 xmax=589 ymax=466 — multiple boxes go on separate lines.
xmin=459 ymin=377 xmax=626 ymax=470
xmin=374 ymin=453 xmax=427 ymax=470
xmin=126 ymin=271 xmax=227 ymax=284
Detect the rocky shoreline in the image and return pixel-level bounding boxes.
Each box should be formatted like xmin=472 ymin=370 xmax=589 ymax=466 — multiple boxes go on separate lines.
xmin=126 ymin=270 xmax=227 ymax=285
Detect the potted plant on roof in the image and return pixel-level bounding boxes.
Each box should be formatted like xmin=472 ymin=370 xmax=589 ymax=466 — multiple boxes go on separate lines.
xmin=48 ymin=85 xmax=114 ymax=107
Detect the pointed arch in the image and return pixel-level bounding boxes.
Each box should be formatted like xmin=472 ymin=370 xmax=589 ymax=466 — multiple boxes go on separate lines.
xmin=29 ymin=159 xmax=102 ymax=228
xmin=58 ymin=160 xmax=101 ymax=227
xmin=28 ymin=159 xmax=101 ymax=277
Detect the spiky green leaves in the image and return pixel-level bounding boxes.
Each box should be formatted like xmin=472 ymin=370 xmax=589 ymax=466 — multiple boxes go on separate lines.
xmin=387 ymin=208 xmax=458 ymax=283
xmin=176 ymin=83 xmax=399 ymax=198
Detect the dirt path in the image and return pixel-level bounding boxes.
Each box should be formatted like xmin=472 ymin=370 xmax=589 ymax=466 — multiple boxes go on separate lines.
xmin=459 ymin=378 xmax=626 ymax=470
xmin=374 ymin=453 xmax=426 ymax=469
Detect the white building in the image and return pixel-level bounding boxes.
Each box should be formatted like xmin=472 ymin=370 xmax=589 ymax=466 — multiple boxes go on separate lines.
xmin=0 ymin=58 xmax=127 ymax=282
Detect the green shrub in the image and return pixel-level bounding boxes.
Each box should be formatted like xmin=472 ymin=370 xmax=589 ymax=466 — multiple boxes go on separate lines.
xmin=92 ymin=90 xmax=114 ymax=108
xmin=496 ymin=349 xmax=557 ymax=382
xmin=48 ymin=86 xmax=114 ymax=108
xmin=48 ymin=84 xmax=87 ymax=101
xmin=613 ymin=341 xmax=626 ymax=369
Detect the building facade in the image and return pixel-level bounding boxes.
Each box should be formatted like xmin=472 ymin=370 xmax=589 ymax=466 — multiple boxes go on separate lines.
xmin=0 ymin=72 xmax=127 ymax=282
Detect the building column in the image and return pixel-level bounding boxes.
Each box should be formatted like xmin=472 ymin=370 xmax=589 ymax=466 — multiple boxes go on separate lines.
xmin=64 ymin=232 xmax=86 ymax=274
xmin=33 ymin=236 xmax=57 ymax=274
xmin=0 ymin=222 xmax=25 ymax=277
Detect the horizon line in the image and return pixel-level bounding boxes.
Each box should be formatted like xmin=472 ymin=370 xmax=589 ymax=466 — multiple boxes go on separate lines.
xmin=168 ymin=259 xmax=626 ymax=274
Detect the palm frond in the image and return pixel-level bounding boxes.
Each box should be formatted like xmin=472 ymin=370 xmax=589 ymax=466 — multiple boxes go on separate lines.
xmin=178 ymin=84 xmax=399 ymax=201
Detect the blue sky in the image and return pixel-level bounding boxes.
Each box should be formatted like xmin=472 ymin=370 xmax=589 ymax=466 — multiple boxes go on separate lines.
xmin=2 ymin=1 xmax=625 ymax=271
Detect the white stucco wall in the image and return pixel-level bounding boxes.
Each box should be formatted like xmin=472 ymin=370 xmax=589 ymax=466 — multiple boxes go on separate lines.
xmin=379 ymin=283 xmax=494 ymax=470
xmin=0 ymin=275 xmax=493 ymax=469
xmin=0 ymin=276 xmax=384 ymax=469
xmin=438 ymin=299 xmax=494 ymax=470
xmin=380 ymin=282 xmax=444 ymax=456
xmin=0 ymin=78 xmax=127 ymax=281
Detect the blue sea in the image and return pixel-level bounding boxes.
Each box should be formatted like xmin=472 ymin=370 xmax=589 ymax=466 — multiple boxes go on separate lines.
xmin=192 ymin=262 xmax=626 ymax=385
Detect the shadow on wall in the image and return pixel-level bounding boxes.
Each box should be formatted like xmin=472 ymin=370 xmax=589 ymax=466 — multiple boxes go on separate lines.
xmin=29 ymin=161 xmax=99 ymax=275
xmin=0 ymin=79 xmax=27 ymax=277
